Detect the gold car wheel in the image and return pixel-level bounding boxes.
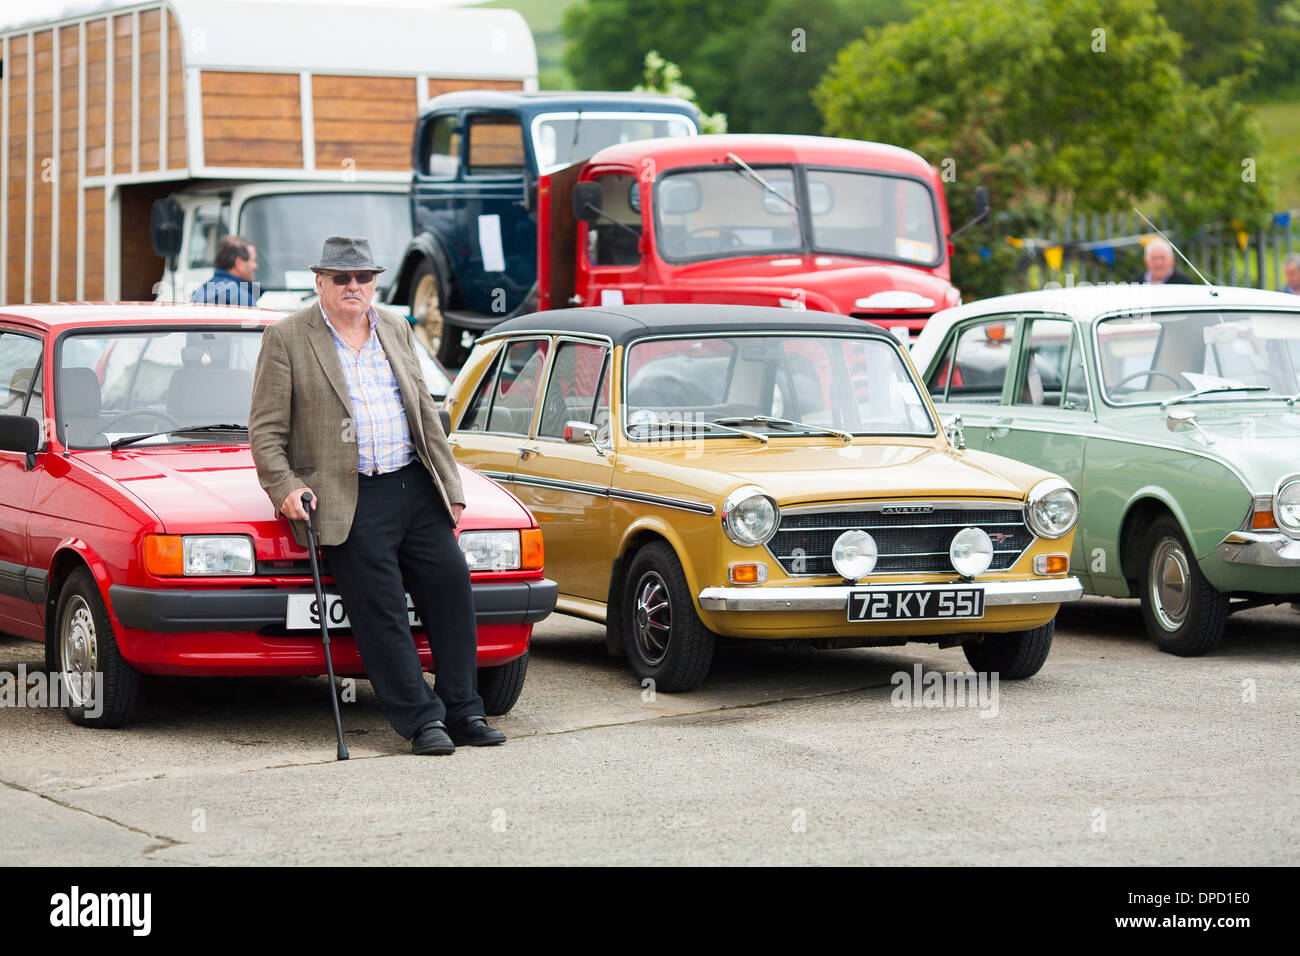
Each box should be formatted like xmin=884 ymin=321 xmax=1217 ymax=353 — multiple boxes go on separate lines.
xmin=632 ymin=570 xmax=672 ymax=667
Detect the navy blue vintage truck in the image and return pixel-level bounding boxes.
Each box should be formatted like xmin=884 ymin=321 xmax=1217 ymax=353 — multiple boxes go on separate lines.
xmin=387 ymin=91 xmax=700 ymax=364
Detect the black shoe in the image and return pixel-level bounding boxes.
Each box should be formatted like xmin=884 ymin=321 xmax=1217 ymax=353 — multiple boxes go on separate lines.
xmin=412 ymin=720 xmax=455 ymax=755
xmin=447 ymin=715 xmax=505 ymax=747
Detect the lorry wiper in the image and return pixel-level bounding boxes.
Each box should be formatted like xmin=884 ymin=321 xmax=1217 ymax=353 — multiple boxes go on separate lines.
xmin=714 ymin=414 xmax=853 ymax=442
xmin=109 ymin=423 xmax=248 ymax=450
xmin=1160 ymin=385 xmax=1271 ymax=408
xmin=725 ymin=152 xmax=799 ymax=212
xmin=627 ymin=419 xmax=767 ymax=443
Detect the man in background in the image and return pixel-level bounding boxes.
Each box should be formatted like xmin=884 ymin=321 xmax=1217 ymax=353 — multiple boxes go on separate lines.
xmin=1135 ymin=237 xmax=1195 ymax=285
xmin=191 ymin=235 xmax=260 ymax=305
xmin=1279 ymin=254 xmax=1300 ymax=295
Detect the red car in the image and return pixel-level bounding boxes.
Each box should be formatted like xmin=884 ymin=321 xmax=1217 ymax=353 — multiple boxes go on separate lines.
xmin=0 ymin=304 xmax=556 ymax=727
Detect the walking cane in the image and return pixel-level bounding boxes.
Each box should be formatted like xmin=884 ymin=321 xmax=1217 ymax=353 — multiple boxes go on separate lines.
xmin=302 ymin=492 xmax=349 ymax=761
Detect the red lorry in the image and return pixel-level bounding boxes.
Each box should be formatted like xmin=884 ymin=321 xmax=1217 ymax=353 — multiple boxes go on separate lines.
xmin=551 ymin=134 xmax=986 ymax=338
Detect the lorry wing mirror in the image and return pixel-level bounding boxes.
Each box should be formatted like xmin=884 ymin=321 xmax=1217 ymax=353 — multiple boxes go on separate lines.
xmin=949 ymin=186 xmax=992 ymax=242
xmin=573 ymin=181 xmax=602 ymax=222
xmin=150 ymin=197 xmax=184 ymax=258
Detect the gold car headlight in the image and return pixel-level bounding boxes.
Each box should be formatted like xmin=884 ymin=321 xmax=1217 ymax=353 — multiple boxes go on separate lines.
xmin=722 ymin=486 xmax=780 ymax=547
xmin=1027 ymin=478 xmax=1079 ymax=539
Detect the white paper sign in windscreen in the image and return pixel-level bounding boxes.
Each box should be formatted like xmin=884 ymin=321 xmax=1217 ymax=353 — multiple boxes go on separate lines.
xmin=478 ymin=215 xmax=506 ymax=272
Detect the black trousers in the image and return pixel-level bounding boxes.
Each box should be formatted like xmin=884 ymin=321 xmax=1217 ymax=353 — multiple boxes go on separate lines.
xmin=325 ymin=461 xmax=483 ymax=738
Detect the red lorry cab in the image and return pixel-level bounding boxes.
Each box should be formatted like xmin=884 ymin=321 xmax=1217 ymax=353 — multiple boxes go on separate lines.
xmin=541 ymin=134 xmax=963 ymax=338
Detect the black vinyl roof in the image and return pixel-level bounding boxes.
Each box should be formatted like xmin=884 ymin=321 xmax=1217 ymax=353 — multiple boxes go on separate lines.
xmin=479 ymin=304 xmax=891 ymax=349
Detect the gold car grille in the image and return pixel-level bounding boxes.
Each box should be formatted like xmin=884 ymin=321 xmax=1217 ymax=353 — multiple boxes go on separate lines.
xmin=766 ymin=503 xmax=1034 ymax=576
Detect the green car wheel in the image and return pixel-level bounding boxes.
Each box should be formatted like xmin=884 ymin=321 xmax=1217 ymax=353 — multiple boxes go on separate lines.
xmin=1139 ymin=516 xmax=1228 ymax=657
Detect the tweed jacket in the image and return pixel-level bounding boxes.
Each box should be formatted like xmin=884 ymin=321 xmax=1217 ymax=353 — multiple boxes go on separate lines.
xmin=249 ymin=301 xmax=465 ymax=547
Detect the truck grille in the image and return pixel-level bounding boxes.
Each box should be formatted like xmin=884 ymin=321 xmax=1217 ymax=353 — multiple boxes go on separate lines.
xmin=766 ymin=502 xmax=1033 ymax=577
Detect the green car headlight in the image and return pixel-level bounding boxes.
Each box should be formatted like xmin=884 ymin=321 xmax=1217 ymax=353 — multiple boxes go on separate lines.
xmin=183 ymin=535 xmax=255 ymax=575
xmin=1276 ymin=479 xmax=1300 ymax=534
xmin=722 ymin=486 xmax=780 ymax=547
xmin=458 ymin=530 xmax=521 ymax=571
xmin=1026 ymin=478 xmax=1079 ymax=539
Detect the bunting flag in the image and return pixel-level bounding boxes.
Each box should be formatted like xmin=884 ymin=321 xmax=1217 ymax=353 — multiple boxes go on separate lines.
xmin=1043 ymin=245 xmax=1064 ymax=271
xmin=1236 ymin=230 xmax=1249 ymax=251
xmin=1273 ymin=212 xmax=1291 ymax=229
xmin=1006 ymin=236 xmax=1025 ymax=249
xmin=1092 ymin=246 xmax=1115 ymax=266
xmin=979 ymin=246 xmax=993 ymax=260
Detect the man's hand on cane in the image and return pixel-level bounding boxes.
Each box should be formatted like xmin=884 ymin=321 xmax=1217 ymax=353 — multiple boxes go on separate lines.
xmin=281 ymin=486 xmax=316 ymax=522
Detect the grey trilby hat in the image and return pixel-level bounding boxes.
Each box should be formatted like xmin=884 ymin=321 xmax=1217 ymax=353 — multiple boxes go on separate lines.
xmin=310 ymin=236 xmax=387 ymax=274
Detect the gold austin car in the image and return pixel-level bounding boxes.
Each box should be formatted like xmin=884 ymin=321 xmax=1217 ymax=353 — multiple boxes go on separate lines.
xmin=444 ymin=305 xmax=1083 ymax=691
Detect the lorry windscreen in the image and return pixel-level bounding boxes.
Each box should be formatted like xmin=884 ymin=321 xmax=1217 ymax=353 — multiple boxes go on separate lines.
xmin=532 ymin=111 xmax=697 ymax=175
xmin=655 ymin=166 xmax=942 ymax=267
xmin=239 ymin=192 xmax=412 ymax=291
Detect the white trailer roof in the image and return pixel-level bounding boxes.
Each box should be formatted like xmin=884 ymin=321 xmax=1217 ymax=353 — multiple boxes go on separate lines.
xmin=3 ymin=0 xmax=538 ymax=80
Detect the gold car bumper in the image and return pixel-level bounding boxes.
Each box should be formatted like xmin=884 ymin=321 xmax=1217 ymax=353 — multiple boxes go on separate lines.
xmin=697 ymin=577 xmax=1083 ymax=612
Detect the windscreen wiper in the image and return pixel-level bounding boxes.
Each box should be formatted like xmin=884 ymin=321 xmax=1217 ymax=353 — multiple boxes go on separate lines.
xmin=714 ymin=414 xmax=853 ymax=442
xmin=109 ymin=423 xmax=248 ymax=451
xmin=1160 ymin=385 xmax=1271 ymax=409
xmin=627 ymin=419 xmax=767 ymax=443
xmin=725 ymin=152 xmax=798 ymax=211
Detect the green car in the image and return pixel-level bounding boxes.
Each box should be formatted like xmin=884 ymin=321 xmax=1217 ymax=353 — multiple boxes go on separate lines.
xmin=911 ymin=284 xmax=1300 ymax=655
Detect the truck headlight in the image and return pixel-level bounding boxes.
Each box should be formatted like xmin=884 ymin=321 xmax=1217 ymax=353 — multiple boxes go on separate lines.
xmin=1026 ymin=478 xmax=1079 ymax=539
xmin=458 ymin=530 xmax=521 ymax=571
xmin=722 ymin=486 xmax=779 ymax=547
xmin=1276 ymin=479 xmax=1300 ymax=533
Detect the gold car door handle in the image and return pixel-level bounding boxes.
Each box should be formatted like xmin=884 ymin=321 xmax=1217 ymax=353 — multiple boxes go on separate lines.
xmin=518 ymin=445 xmax=542 ymax=460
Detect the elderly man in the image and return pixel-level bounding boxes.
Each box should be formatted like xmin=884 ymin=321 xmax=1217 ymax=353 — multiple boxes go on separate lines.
xmin=1135 ymin=237 xmax=1195 ymax=285
xmin=1279 ymin=254 xmax=1300 ymax=295
xmin=192 ymin=235 xmax=260 ymax=305
xmin=249 ymin=236 xmax=502 ymax=755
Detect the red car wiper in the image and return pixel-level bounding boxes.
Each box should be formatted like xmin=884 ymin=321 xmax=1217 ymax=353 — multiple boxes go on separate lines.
xmin=109 ymin=423 xmax=248 ymax=451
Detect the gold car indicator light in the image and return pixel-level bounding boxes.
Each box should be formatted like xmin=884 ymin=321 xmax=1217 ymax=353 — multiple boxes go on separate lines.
xmin=728 ymin=562 xmax=768 ymax=585
xmin=1034 ymin=554 xmax=1070 ymax=575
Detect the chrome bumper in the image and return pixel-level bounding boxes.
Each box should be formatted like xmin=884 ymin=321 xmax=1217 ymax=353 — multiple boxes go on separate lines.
xmin=697 ymin=577 xmax=1083 ymax=612
xmin=1215 ymin=531 xmax=1300 ymax=567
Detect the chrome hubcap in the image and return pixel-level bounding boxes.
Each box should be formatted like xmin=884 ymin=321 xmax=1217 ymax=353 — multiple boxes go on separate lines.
xmin=633 ymin=572 xmax=672 ymax=666
xmin=1150 ymin=537 xmax=1191 ymax=631
xmin=61 ymin=596 xmax=97 ymax=707
xmin=412 ymin=274 xmax=444 ymax=351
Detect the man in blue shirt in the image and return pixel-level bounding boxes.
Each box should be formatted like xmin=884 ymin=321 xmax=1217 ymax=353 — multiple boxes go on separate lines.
xmin=191 ymin=235 xmax=260 ymax=305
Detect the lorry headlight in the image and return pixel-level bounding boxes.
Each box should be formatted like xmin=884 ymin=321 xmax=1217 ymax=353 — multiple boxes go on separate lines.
xmin=722 ymin=486 xmax=779 ymax=547
xmin=1026 ymin=478 xmax=1079 ymax=539
xmin=175 ymin=536 xmax=255 ymax=576
xmin=832 ymin=531 xmax=878 ymax=580
xmin=1276 ymin=479 xmax=1300 ymax=533
xmin=458 ymin=530 xmax=521 ymax=571
xmin=950 ymin=527 xmax=993 ymax=577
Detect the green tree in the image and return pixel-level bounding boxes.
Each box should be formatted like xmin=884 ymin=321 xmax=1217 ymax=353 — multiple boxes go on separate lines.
xmin=633 ymin=51 xmax=728 ymax=132
xmin=1155 ymin=0 xmax=1260 ymax=86
xmin=815 ymin=0 xmax=1272 ymax=299
xmin=562 ymin=0 xmax=911 ymax=133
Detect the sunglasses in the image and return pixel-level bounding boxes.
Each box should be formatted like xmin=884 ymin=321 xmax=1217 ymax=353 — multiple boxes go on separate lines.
xmin=325 ymin=272 xmax=378 ymax=286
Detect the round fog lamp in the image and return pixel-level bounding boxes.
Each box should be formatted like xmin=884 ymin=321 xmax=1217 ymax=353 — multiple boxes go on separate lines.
xmin=950 ymin=527 xmax=993 ymax=577
xmin=832 ymin=530 xmax=878 ymax=580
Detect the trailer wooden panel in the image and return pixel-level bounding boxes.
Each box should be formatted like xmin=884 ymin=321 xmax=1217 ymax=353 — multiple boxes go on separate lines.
xmin=1 ymin=0 xmax=537 ymax=301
